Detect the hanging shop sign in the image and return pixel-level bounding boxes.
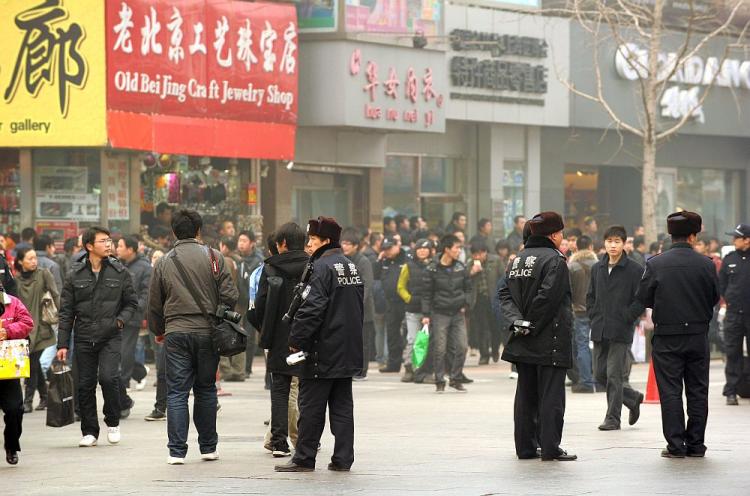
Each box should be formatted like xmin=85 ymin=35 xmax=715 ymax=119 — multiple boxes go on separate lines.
xmin=0 ymin=0 xmax=107 ymax=147
xmin=106 ymin=0 xmax=298 ymax=159
xmin=449 ymin=29 xmax=548 ymax=106
xmin=105 ymin=157 xmax=131 ymax=221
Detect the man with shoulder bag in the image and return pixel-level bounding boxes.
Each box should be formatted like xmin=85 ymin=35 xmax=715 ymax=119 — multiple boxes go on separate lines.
xmin=148 ymin=210 xmax=238 ymax=465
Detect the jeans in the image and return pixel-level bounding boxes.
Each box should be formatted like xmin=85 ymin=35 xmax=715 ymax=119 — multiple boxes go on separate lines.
xmin=374 ymin=313 xmax=387 ymax=364
xmin=402 ymin=312 xmax=423 ymax=367
xmin=432 ymin=312 xmax=468 ymax=384
xmin=573 ymin=316 xmax=594 ymax=388
xmin=154 ymin=341 xmax=167 ymax=413
xmin=593 ymin=340 xmax=641 ymax=425
xmin=165 ymin=332 xmax=220 ymax=458
xmin=75 ymin=336 xmax=122 ymax=438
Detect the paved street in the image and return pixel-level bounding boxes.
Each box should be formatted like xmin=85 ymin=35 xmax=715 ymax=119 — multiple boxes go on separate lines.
xmin=3 ymin=359 xmax=749 ymax=495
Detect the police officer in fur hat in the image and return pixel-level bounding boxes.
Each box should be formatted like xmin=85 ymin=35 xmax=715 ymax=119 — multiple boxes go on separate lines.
xmin=275 ymin=216 xmax=364 ymax=473
xmin=637 ymin=211 xmax=719 ymax=458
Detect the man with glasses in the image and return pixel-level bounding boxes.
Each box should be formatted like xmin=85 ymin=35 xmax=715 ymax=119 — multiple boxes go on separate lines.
xmin=57 ymin=227 xmax=138 ymax=448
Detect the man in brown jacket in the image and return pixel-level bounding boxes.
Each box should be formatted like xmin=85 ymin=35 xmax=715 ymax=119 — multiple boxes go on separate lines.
xmin=568 ymin=235 xmax=598 ymax=393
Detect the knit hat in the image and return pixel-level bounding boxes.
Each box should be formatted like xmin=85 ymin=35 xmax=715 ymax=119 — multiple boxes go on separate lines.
xmin=528 ymin=211 xmax=565 ymax=236
xmin=667 ymin=211 xmax=702 ymax=237
xmin=414 ymin=238 xmax=433 ymax=250
xmin=306 ymin=216 xmax=342 ymax=244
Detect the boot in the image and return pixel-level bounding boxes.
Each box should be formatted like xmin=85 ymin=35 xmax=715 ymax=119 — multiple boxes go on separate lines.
xmin=23 ymin=398 xmax=33 ymax=414
xmin=401 ymin=364 xmax=414 ymax=383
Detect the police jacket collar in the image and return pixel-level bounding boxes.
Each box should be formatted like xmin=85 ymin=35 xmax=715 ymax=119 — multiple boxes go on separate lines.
xmin=523 ymin=235 xmax=557 ymax=250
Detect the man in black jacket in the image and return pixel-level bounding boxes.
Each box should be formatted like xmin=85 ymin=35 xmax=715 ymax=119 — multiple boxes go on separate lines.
xmin=275 ymin=217 xmax=364 ymax=473
xmin=719 ymin=223 xmax=750 ymax=406
xmin=248 ymin=222 xmax=308 ymax=458
xmin=422 ymin=234 xmax=471 ymax=393
xmin=587 ymin=226 xmax=645 ymax=431
xmin=56 ymin=227 xmax=138 ymax=448
xmin=500 ymin=211 xmax=576 ymax=461
xmin=637 ymin=211 xmax=720 ymax=458
xmin=0 ymin=234 xmax=17 ymax=296
xmin=374 ymin=235 xmax=407 ymax=373
xmin=341 ymin=228 xmax=375 ymax=379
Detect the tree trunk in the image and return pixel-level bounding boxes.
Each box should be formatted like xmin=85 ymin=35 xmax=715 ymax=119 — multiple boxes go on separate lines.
xmin=642 ymin=137 xmax=658 ymax=244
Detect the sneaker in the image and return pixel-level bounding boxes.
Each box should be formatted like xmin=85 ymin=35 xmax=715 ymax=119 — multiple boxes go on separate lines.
xmin=449 ymin=381 xmax=468 ymax=393
xmin=107 ymin=426 xmax=121 ymax=444
xmin=272 ymin=448 xmax=292 ymax=458
xmin=135 ymin=366 xmax=150 ymax=390
xmin=353 ymin=375 xmax=368 ymax=382
xmin=509 ymin=371 xmax=519 ymax=380
xmin=435 ymin=382 xmax=446 ymax=393
xmin=726 ymin=394 xmax=739 ymax=406
xmin=78 ymin=435 xmax=98 ymax=447
xmin=120 ymin=399 xmax=134 ymax=419
xmin=201 ymin=452 xmax=219 ymax=461
xmin=145 ymin=409 xmax=166 ymax=421
xmin=167 ymin=456 xmax=185 ymax=465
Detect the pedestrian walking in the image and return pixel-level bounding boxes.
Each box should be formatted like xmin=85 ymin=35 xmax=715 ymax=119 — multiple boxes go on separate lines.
xmin=248 ymin=222 xmax=308 ymax=458
xmin=375 ymin=235 xmax=407 ymax=373
xmin=145 ymin=249 xmax=167 ymax=422
xmin=218 ymin=236 xmax=247 ymax=382
xmin=500 ymin=211 xmax=577 ymax=461
xmin=0 ymin=234 xmax=18 ymax=297
xmin=56 ymin=227 xmax=138 ymax=448
xmin=636 ymin=212 xmax=720 ymax=458
xmin=468 ymin=240 xmax=503 ymax=365
xmin=237 ymin=230 xmax=263 ymax=378
xmin=719 ymin=223 xmax=750 ymax=406
xmin=33 ymin=235 xmax=63 ymax=296
xmin=422 ymin=234 xmax=471 ymax=393
xmin=397 ymin=238 xmax=432 ymax=382
xmin=275 ymin=216 xmax=364 ymax=473
xmin=568 ymin=235 xmax=597 ymax=393
xmin=148 ymin=209 xmax=238 ymax=464
xmin=0 ymin=284 xmax=34 ymax=465
xmin=586 ymin=226 xmax=645 ymax=430
xmin=13 ymin=247 xmax=59 ymax=413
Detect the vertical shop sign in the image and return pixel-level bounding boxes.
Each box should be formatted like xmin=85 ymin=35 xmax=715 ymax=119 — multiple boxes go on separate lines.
xmin=247 ymin=183 xmax=258 ymax=206
xmin=106 ymin=157 xmax=131 ymax=221
xmin=0 ymin=0 xmax=107 ymax=146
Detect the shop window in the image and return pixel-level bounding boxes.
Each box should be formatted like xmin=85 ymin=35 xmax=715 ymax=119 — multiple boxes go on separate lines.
xmin=383 ymin=156 xmax=418 ymax=218
xmin=295 ymin=0 xmax=337 ymax=32
xmin=345 ymin=0 xmax=443 ymax=37
xmin=0 ymin=150 xmax=20 ymax=236
xmin=673 ymin=168 xmax=741 ymax=238
xmin=502 ymin=165 xmax=525 ymax=236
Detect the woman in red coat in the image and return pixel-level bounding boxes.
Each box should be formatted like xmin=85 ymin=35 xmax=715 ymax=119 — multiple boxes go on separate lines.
xmin=0 ymin=282 xmax=34 ymax=465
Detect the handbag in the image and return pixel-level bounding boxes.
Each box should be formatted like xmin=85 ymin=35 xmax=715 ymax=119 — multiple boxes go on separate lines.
xmin=412 ymin=324 xmax=430 ymax=369
xmin=41 ymin=290 xmax=59 ymax=325
xmin=0 ymin=339 xmax=30 ymax=380
xmin=171 ymin=250 xmax=248 ymax=357
xmin=46 ymin=361 xmax=75 ymax=427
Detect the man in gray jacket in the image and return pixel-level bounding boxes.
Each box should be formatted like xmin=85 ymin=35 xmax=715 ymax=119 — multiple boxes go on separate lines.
xmin=149 ymin=209 xmax=238 ymax=465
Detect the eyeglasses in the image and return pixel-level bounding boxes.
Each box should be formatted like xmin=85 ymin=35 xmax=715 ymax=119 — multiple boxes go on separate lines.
xmin=95 ymin=238 xmax=113 ymax=245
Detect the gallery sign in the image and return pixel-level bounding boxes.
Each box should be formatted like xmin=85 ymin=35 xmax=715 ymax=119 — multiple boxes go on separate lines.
xmin=106 ymin=0 xmax=298 ymax=159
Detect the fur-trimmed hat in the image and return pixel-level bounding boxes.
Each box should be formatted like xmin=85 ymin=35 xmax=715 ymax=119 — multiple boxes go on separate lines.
xmin=667 ymin=211 xmax=702 ymax=237
xmin=307 ymin=216 xmax=342 ymax=244
xmin=528 ymin=211 xmax=565 ymax=236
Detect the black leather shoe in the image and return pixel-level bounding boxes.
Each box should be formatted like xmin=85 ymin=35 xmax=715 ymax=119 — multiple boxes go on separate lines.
xmin=541 ymin=449 xmax=577 ymax=461
xmin=274 ymin=461 xmax=314 ymax=472
xmin=598 ymin=422 xmax=620 ymax=431
xmin=629 ymin=393 xmax=644 ymax=425
xmin=571 ymin=384 xmax=595 ymax=393
xmin=726 ymin=394 xmax=739 ymax=406
xmin=6 ymin=450 xmax=18 ymax=465
xmin=328 ymin=462 xmax=350 ymax=471
xmin=518 ymin=448 xmax=542 ymax=460
xmin=457 ymin=373 xmax=474 ymax=384
xmin=435 ymin=382 xmax=446 ymax=393
xmin=23 ymin=403 xmax=32 ymax=414
xmin=686 ymin=451 xmax=706 ymax=458
xmin=378 ymin=366 xmax=400 ymax=373
xmin=449 ymin=381 xmax=468 ymax=393
xmin=661 ymin=449 xmax=685 ymax=458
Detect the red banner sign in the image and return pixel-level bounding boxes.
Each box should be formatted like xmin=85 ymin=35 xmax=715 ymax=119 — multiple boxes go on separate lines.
xmin=106 ymin=0 xmax=297 ymax=159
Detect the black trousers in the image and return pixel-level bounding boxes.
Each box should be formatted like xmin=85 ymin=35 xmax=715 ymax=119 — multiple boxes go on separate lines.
xmin=244 ymin=316 xmax=258 ymax=375
xmin=722 ymin=313 xmax=750 ymax=396
xmin=0 ymin=379 xmax=23 ymax=452
xmin=119 ymin=325 xmax=139 ymax=408
xmin=75 ymin=336 xmax=122 ymax=438
xmin=594 ymin=340 xmax=641 ymax=425
xmin=270 ymin=373 xmax=294 ymax=451
xmin=385 ymin=302 xmax=405 ymax=370
xmin=652 ymin=333 xmax=709 ymax=456
xmin=24 ymin=350 xmax=47 ymax=405
xmin=514 ymin=363 xmax=566 ymax=458
xmin=471 ymin=296 xmax=497 ymax=359
xmin=293 ymin=378 xmax=354 ymax=469
xmin=361 ymin=321 xmax=375 ymax=377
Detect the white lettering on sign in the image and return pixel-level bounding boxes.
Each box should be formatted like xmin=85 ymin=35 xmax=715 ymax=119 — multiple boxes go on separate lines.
xmin=660 ymin=86 xmax=705 ymax=123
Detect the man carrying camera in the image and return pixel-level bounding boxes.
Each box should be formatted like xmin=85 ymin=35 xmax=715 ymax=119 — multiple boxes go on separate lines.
xmin=148 ymin=210 xmax=238 ymax=465
xmin=275 ymin=217 xmax=364 ymax=473
xmin=500 ymin=211 xmax=576 ymax=461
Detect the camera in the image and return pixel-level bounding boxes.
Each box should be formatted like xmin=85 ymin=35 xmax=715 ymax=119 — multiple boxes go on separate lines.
xmin=215 ymin=304 xmax=242 ymax=324
xmin=286 ymin=351 xmax=308 ymax=365
xmin=512 ymin=319 xmax=534 ymax=336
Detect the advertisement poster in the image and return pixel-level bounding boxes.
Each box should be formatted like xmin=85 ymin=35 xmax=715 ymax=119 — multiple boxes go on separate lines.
xmin=34 ymin=166 xmax=88 ymax=194
xmin=0 ymin=0 xmax=107 ymax=147
xmin=345 ymin=0 xmax=442 ymax=36
xmin=36 ymin=193 xmax=100 ymax=221
xmin=35 ymin=220 xmax=80 ymax=250
xmin=0 ymin=340 xmax=30 ymax=380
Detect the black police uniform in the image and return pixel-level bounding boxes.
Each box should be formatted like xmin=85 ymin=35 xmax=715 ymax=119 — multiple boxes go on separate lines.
xmin=719 ymin=243 xmax=750 ymax=398
xmin=288 ymin=244 xmax=364 ymax=469
xmin=637 ymin=243 xmax=719 ymax=456
xmin=500 ymin=235 xmax=573 ymax=459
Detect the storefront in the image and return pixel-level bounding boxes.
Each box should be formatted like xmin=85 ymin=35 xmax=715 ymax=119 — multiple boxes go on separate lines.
xmin=540 ymin=23 xmax=750 ymax=237
xmin=0 ymin=0 xmax=298 ymax=242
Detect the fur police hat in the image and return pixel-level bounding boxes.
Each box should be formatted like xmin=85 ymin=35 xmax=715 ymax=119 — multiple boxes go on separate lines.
xmin=307 ymin=216 xmax=342 ymax=244
xmin=667 ymin=211 xmax=702 ymax=237
xmin=528 ymin=211 xmax=564 ymax=236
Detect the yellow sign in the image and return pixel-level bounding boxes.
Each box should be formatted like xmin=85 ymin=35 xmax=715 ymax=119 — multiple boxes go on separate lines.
xmin=0 ymin=0 xmax=106 ymax=147
xmin=0 ymin=340 xmax=30 ymax=380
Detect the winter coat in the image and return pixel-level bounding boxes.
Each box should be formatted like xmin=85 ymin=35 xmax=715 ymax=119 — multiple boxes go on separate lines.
xmin=0 ymin=254 xmax=17 ymax=297
xmin=289 ymin=245 xmax=364 ymax=379
xmin=0 ymin=292 xmax=34 ymax=339
xmin=586 ymin=254 xmax=645 ymax=344
xmin=375 ymin=249 xmax=407 ymax=305
xmin=397 ymin=257 xmax=430 ymax=314
xmin=421 ymin=258 xmax=471 ymax=317
xmin=469 ymin=253 xmax=503 ymax=309
xmin=719 ymin=248 xmax=750 ymax=316
xmin=568 ymin=250 xmax=598 ymax=315
xmin=237 ymin=251 xmax=263 ymax=314
xmin=248 ymin=250 xmax=309 ymax=375
xmin=500 ymin=235 xmax=573 ymax=368
xmin=637 ymin=243 xmax=719 ymax=336
xmin=16 ymin=269 xmax=59 ymax=353
xmin=123 ymin=254 xmax=152 ymax=327
xmin=36 ymin=253 xmax=63 ymax=299
xmin=58 ymin=254 xmax=138 ymax=348
xmin=349 ymin=252 xmax=375 ymax=323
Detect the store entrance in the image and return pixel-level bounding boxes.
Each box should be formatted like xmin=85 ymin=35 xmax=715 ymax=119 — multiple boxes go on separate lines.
xmin=290 ymin=167 xmax=365 ymax=228
xmin=565 ymin=165 xmax=642 ymax=230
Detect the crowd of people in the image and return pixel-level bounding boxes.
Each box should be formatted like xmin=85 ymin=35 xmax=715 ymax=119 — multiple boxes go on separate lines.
xmin=0 ymin=203 xmax=748 ymax=468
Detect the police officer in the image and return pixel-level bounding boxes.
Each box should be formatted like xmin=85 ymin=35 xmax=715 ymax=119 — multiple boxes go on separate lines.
xmin=719 ymin=223 xmax=750 ymax=406
xmin=275 ymin=216 xmax=364 ymax=473
xmin=637 ymin=212 xmax=719 ymax=458
xmin=500 ymin=211 xmax=576 ymax=461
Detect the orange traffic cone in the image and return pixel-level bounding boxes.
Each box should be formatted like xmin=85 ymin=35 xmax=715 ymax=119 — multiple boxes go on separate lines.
xmin=644 ymin=360 xmax=660 ymax=404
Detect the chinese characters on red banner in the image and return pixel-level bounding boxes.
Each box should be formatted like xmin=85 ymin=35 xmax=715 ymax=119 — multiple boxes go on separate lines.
xmin=350 ymin=48 xmax=443 ymax=129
